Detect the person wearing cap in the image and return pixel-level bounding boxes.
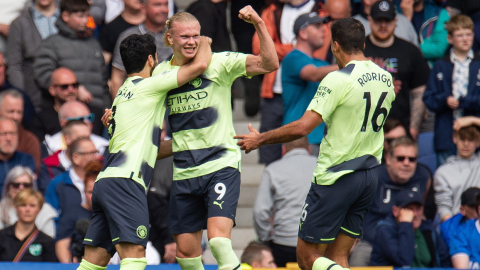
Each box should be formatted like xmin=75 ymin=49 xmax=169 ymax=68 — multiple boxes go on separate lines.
xmin=450 ymin=192 xmax=480 ymax=269
xmin=440 ymin=187 xmax=480 ymax=247
xmin=281 ymin=13 xmax=337 ymax=155
xmin=370 ymin=189 xmax=451 ymax=267
xmin=364 ymin=0 xmax=430 ymax=141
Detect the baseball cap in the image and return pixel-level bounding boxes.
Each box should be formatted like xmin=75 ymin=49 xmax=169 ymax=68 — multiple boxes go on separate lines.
xmin=293 ymin=12 xmax=329 ymax=36
xmin=370 ymin=0 xmax=396 ymax=21
xmin=395 ymin=189 xmax=423 ymax=208
xmin=461 ymin=187 xmax=480 ymax=206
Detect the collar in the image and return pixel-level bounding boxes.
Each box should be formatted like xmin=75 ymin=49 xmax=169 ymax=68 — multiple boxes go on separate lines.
xmin=58 ymin=150 xmax=72 ymax=170
xmin=69 ymin=169 xmax=83 ymax=186
xmin=5 ymin=223 xmax=37 ymax=240
xmin=450 ymin=48 xmax=474 ymax=63
xmin=31 ymin=5 xmax=59 ymax=19
xmin=283 ymin=148 xmax=310 ymax=159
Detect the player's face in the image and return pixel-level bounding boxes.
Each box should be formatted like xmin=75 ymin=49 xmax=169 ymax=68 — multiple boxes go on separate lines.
xmin=448 ymin=28 xmax=474 ymax=54
xmin=405 ymin=203 xmax=423 ymax=230
xmin=304 ymin=23 xmax=325 ymax=50
xmin=145 ymin=0 xmax=169 ymax=26
xmin=16 ymin=198 xmax=41 ymax=224
xmin=170 ymin=21 xmax=201 ymax=61
xmin=370 ymin=18 xmax=396 ymax=41
xmin=453 ymin=135 xmax=479 ymax=159
xmin=386 ymin=145 xmax=417 ymax=184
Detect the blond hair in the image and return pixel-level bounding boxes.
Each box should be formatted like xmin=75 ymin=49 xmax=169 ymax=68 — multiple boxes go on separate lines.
xmin=163 ymin=12 xmax=200 ymax=47
xmin=13 ymin=189 xmax=44 ymax=210
xmin=445 ymin=15 xmax=474 ymax=36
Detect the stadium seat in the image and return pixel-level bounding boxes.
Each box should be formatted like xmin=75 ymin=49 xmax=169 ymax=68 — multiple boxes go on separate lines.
xmin=417 ymin=132 xmax=437 ymax=174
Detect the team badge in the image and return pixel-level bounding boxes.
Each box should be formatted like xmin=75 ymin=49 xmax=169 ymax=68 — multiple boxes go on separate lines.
xmin=379 ymin=1 xmax=389 ymax=11
xmin=189 ymin=78 xmax=202 ymax=88
xmin=29 ymin=244 xmax=42 ymax=256
xmin=137 ymin=225 xmax=148 ymax=239
xmin=436 ymin=72 xmax=443 ymax=81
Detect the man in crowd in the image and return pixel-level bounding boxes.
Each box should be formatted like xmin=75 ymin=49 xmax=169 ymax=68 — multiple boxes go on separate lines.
xmin=253 ymin=137 xmax=317 ymax=266
xmin=0 ymin=117 xmax=35 ymax=194
xmin=241 ymin=242 xmax=277 ymax=269
xmin=363 ymin=0 xmax=430 ymax=140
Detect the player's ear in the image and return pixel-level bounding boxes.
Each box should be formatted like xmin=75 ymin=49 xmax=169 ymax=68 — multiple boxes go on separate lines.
xmin=167 ymin=33 xmax=174 ymax=46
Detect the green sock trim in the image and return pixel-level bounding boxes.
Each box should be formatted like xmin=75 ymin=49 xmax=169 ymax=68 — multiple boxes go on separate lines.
xmin=313 ymin=257 xmax=343 ymax=270
xmin=119 ymin=257 xmax=147 ymax=270
xmin=177 ymin=255 xmax=205 ymax=270
xmin=77 ymin=259 xmax=107 ymax=270
xmin=209 ymin=237 xmax=240 ymax=270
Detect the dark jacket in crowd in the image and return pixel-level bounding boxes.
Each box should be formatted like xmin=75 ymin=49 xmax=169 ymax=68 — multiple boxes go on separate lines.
xmin=33 ymin=19 xmax=109 ymax=110
xmin=0 ymin=152 xmax=36 ymax=195
xmin=423 ymin=53 xmax=480 ymax=152
xmin=370 ymin=214 xmax=451 ymax=267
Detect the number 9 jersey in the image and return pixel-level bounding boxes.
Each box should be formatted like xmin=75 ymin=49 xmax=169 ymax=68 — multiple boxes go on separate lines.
xmin=306 ymin=60 xmax=396 ymax=186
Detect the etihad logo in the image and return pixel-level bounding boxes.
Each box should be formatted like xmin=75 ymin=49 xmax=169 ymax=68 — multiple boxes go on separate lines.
xmin=167 ymin=91 xmax=208 ymax=106
xmin=189 ymin=78 xmax=202 ymax=88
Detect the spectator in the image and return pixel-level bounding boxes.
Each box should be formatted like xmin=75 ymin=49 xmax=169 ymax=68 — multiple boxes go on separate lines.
xmin=55 ymin=160 xmax=100 ymax=263
xmin=253 ymin=137 xmax=317 ymax=267
xmin=6 ymin=0 xmax=59 ymax=111
xmin=282 ymin=13 xmax=337 ymax=155
xmin=445 ymin=0 xmax=480 ymax=51
xmin=186 ymin=0 xmax=231 ymax=52
xmin=253 ymin=0 xmax=320 ymax=165
xmin=39 ymin=120 xmax=91 ymax=193
xmin=370 ymin=189 xmax=451 ymax=267
xmin=0 ymin=0 xmax=29 ymax=54
xmin=0 ymin=118 xmax=35 ymax=195
xmin=364 ymin=0 xmax=430 ymax=140
xmin=43 ymin=100 xmax=108 ymax=156
xmin=0 ymin=189 xmax=56 ymax=262
xmin=99 ymin=0 xmax=145 ymax=65
xmin=0 ymin=166 xmax=57 ymax=238
xmin=434 ymin=125 xmax=480 ymax=222
xmin=423 ymin=15 xmax=480 ymax=166
xmin=0 ymin=90 xmax=41 ymax=174
xmin=450 ymin=191 xmax=480 ymax=269
xmin=383 ymin=118 xmax=408 ymax=159
xmin=45 ymin=137 xmax=99 ymax=214
xmin=441 ymin=187 xmax=480 ymax=247
xmin=241 ymin=242 xmax=277 ymax=269
xmin=349 ymin=137 xmax=431 ymax=266
xmin=400 ymin=0 xmax=450 ymax=64
xmin=354 ymin=0 xmax=419 ymax=46
xmin=110 ymin=0 xmax=172 ymax=99
xmin=33 ymin=0 xmax=110 ymax=117
xmin=0 ymin=52 xmax=37 ymax=130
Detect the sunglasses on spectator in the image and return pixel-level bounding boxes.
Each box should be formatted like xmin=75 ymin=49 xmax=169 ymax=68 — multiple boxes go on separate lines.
xmin=10 ymin=182 xmax=32 ymax=189
xmin=394 ymin=156 xmax=417 ymax=163
xmin=54 ymin=82 xmax=80 ymax=90
xmin=66 ymin=113 xmax=95 ymax=123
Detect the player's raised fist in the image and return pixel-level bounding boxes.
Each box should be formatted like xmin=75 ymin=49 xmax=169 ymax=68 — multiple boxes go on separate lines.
xmin=199 ymin=36 xmax=212 ymax=46
xmin=239 ymin=5 xmax=261 ymax=25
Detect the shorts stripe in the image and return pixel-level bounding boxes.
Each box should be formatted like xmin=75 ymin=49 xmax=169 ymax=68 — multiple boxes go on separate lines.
xmin=341 ymin=227 xmax=360 ymax=236
xmin=84 ymin=239 xmax=93 ymax=242
xmin=112 ymin=237 xmax=120 ymax=242
xmin=321 ymin=238 xmax=335 ymax=241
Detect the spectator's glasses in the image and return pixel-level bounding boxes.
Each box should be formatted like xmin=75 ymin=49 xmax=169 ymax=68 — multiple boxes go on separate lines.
xmin=10 ymin=182 xmax=32 ymax=189
xmin=66 ymin=113 xmax=95 ymax=123
xmin=394 ymin=156 xmax=417 ymax=163
xmin=76 ymin=150 xmax=99 ymax=156
xmin=54 ymin=82 xmax=80 ymax=90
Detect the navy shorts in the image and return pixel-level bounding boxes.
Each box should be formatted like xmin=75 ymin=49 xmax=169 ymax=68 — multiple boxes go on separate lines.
xmin=168 ymin=167 xmax=240 ymax=235
xmin=298 ymin=167 xmax=378 ymax=244
xmin=83 ymin=177 xmax=149 ymax=255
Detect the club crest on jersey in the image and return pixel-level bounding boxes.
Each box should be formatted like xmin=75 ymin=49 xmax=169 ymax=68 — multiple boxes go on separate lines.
xmin=189 ymin=78 xmax=202 ymax=88
xmin=29 ymin=244 xmax=42 ymax=256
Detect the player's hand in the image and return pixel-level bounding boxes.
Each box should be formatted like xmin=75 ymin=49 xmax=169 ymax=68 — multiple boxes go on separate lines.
xmin=239 ymin=5 xmax=262 ymax=25
xmin=163 ymin=242 xmax=177 ymax=263
xmin=78 ymin=85 xmax=93 ymax=103
xmin=398 ymin=208 xmax=415 ymax=223
xmin=102 ymin=109 xmax=113 ymax=128
xmin=453 ymin=116 xmax=477 ymax=131
xmin=234 ymin=123 xmax=261 ymax=153
xmin=199 ymin=36 xmax=212 ymax=46
xmin=447 ymin=96 xmax=459 ymax=109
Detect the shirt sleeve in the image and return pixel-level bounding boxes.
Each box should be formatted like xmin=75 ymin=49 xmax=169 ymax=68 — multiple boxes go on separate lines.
xmin=112 ymin=32 xmax=126 ymax=71
xmin=450 ymin=224 xmax=471 ymax=257
xmin=307 ymin=71 xmax=347 ymax=121
xmin=282 ymin=51 xmax=312 ymax=80
xmin=216 ymin=52 xmax=249 ymax=85
xmin=142 ymin=66 xmax=180 ymax=98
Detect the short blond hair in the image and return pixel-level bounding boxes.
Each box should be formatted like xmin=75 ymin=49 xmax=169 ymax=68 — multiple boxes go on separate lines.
xmin=445 ymin=15 xmax=474 ymax=36
xmin=163 ymin=12 xmax=200 ymax=47
xmin=13 ymin=189 xmax=44 ymax=209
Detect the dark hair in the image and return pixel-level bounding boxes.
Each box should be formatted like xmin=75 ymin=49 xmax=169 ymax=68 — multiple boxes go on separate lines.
xmin=476 ymin=193 xmax=480 ymax=215
xmin=331 ymin=18 xmax=365 ymax=55
xmin=241 ymin=242 xmax=272 ymax=266
xmin=455 ymin=125 xmax=480 ymax=142
xmin=120 ymin=34 xmax=157 ymax=75
xmin=445 ymin=14 xmax=474 ymax=36
xmin=383 ymin=119 xmax=406 ymax=134
xmin=388 ymin=137 xmax=418 ymax=157
xmin=60 ymin=0 xmax=90 ymax=13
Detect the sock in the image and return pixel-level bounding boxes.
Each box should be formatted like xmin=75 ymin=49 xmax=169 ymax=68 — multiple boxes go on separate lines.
xmin=209 ymin=237 xmax=240 ymax=270
xmin=119 ymin=257 xmax=147 ymax=270
xmin=312 ymin=257 xmax=344 ymax=270
xmin=77 ymin=259 xmax=107 ymax=270
xmin=177 ymin=255 xmax=205 ymax=270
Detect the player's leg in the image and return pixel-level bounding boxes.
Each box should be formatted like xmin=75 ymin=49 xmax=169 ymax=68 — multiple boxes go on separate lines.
xmin=206 ymin=167 xmax=241 ymax=270
xmin=324 ymin=233 xmax=356 ymax=267
xmin=115 ymin=243 xmax=147 ymax=270
xmin=79 ymin=246 xmax=111 ymax=269
xmin=174 ymin=231 xmax=204 ymax=270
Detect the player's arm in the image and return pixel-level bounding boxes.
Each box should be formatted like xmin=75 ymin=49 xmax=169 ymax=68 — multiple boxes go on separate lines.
xmin=235 ymin=110 xmax=323 ymax=153
xmin=409 ymin=85 xmax=426 ymax=140
xmin=300 ymin=64 xmax=339 ymax=82
xmin=157 ymin=140 xmax=172 ymax=160
xmin=55 ymin=238 xmax=72 ymax=263
xmin=242 ymin=6 xmax=279 ymax=76
xmin=176 ymin=36 xmax=212 ymax=86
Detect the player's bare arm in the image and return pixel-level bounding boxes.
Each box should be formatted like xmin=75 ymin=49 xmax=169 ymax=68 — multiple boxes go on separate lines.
xmin=234 ymin=110 xmax=323 ymax=153
xmin=409 ymin=85 xmax=426 ymax=140
xmin=176 ymin=36 xmax=212 ymax=86
xmin=241 ymin=5 xmax=279 ymax=76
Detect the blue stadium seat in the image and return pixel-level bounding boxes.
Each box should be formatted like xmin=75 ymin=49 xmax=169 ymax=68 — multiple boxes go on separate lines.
xmin=417 ymin=132 xmax=437 ymax=174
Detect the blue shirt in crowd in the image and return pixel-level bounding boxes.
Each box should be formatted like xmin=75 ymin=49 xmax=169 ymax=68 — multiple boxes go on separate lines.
xmin=450 ymin=219 xmax=480 ymax=269
xmin=0 ymin=151 xmax=35 ymax=195
xmin=281 ymin=49 xmax=327 ymax=145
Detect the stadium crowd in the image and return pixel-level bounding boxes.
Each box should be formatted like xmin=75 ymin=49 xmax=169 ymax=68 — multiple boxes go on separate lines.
xmin=0 ymin=0 xmax=480 ymax=268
